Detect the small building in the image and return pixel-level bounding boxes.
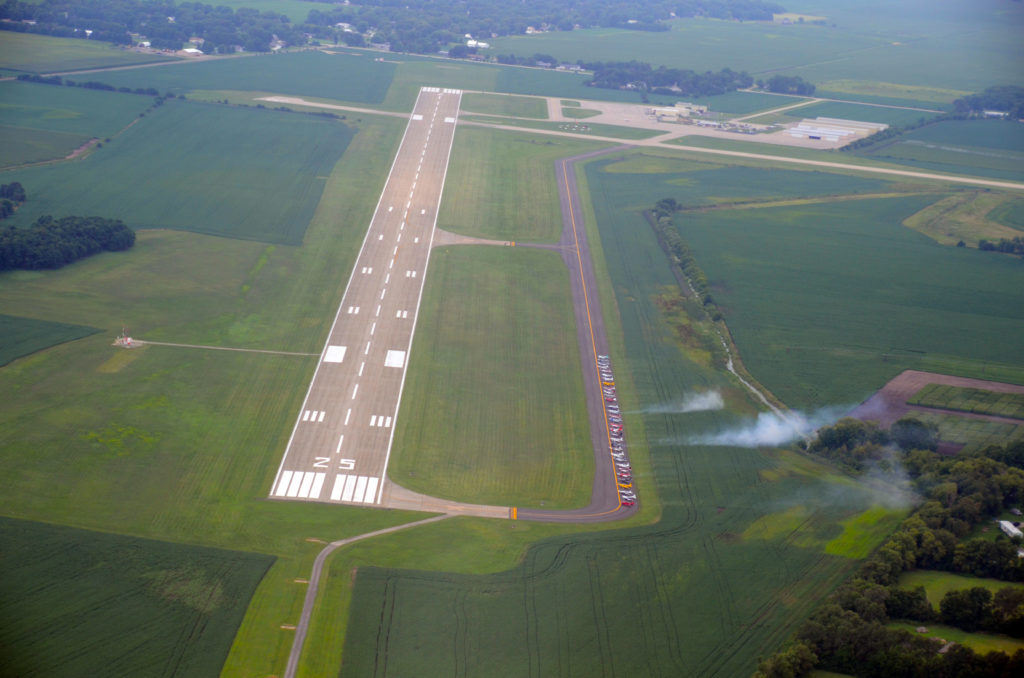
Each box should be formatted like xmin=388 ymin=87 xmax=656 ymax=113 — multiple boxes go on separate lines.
xmin=182 ymin=47 xmax=203 ymax=56
xmin=675 ymin=102 xmax=709 ymax=116
xmin=999 ymin=520 xmax=1023 ymax=539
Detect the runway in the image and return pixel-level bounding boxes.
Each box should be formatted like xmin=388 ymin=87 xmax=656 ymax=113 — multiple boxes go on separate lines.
xmin=269 ymin=86 xmax=462 ymax=506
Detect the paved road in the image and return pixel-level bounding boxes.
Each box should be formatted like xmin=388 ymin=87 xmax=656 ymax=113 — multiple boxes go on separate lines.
xmin=269 ymin=87 xmax=463 ymax=507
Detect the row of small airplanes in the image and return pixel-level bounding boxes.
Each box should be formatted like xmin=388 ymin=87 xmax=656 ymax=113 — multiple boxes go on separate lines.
xmin=599 ymin=354 xmax=636 ymax=508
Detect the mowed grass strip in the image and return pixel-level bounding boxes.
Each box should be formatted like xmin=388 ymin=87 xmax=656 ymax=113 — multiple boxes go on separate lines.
xmin=6 ymin=100 xmax=352 ymax=244
xmin=461 ymin=92 xmax=546 ymax=118
xmin=0 ymin=313 xmax=99 ymax=366
xmin=0 ymin=516 xmax=274 ymax=678
xmin=439 ymin=126 xmax=603 ymax=243
xmin=390 ymin=246 xmax=593 ymax=509
xmin=0 ymin=31 xmax=175 ymax=73
xmin=910 ymin=383 xmax=1024 ymax=420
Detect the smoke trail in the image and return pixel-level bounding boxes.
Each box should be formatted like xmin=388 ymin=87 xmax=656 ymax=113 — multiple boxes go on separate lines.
xmin=687 ymin=406 xmax=850 ymax=447
xmin=644 ymin=390 xmax=725 ymax=414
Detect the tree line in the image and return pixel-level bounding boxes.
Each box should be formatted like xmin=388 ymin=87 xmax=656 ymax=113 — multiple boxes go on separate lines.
xmin=580 ymin=60 xmax=753 ymax=96
xmin=648 ymin=198 xmax=722 ymax=320
xmin=759 ymin=74 xmax=815 ymax=95
xmin=0 ymin=215 xmax=135 ymax=271
xmin=0 ymin=182 xmax=26 ymax=220
xmin=754 ymin=421 xmax=1024 ymax=677
xmin=954 ymin=86 xmax=1024 ymax=119
xmin=16 ymin=73 xmax=162 ymax=97
xmin=978 ymin=237 xmax=1024 ymax=257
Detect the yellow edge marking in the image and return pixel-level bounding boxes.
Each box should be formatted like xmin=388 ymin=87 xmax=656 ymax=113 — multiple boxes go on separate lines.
xmin=511 ymin=507 xmax=518 ymax=520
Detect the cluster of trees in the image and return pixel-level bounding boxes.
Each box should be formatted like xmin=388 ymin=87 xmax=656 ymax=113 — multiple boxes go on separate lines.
xmin=0 ymin=0 xmax=306 ymax=53
xmin=304 ymin=0 xmax=786 ymax=53
xmin=16 ymin=73 xmax=162 ymax=97
xmin=804 ymin=417 xmax=938 ymax=474
xmin=580 ymin=60 xmax=753 ymax=96
xmin=0 ymin=216 xmax=135 ymax=271
xmin=755 ymin=433 xmax=1024 ymax=677
xmin=758 ymin=74 xmax=815 ymax=95
xmin=0 ymin=182 xmax=26 ymax=220
xmin=954 ymin=86 xmax=1024 ymax=119
xmin=648 ymin=198 xmax=721 ymax=320
xmin=979 ymin=237 xmax=1024 ymax=257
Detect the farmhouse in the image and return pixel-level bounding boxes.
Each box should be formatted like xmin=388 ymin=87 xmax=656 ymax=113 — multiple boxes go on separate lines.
xmin=999 ymin=520 xmax=1023 ymax=538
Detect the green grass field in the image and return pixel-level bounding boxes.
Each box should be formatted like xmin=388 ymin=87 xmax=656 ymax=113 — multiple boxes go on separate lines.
xmin=460 ymin=92 xmax=546 ymax=118
xmin=390 ymin=246 xmax=592 ymax=508
xmin=0 ymin=32 xmax=175 ymax=73
xmin=902 ymin=191 xmax=1024 ymax=248
xmin=5 ymin=100 xmax=352 ymax=244
xmin=462 ymin=115 xmax=664 ymax=139
xmin=0 ymin=516 xmax=274 ymax=678
xmin=909 ymin=383 xmax=1024 ymax=420
xmin=561 ymin=106 xmax=599 ymax=119
xmin=0 ymin=314 xmax=99 ymax=366
xmin=86 ymin=50 xmax=395 ymax=103
xmin=910 ymin=411 xmax=1024 ymax=450
xmin=889 ymin=622 xmax=1024 ymax=655
xmin=439 ymin=126 xmax=602 ymax=243
xmin=666 ymin=194 xmax=1024 ymax=408
xmin=898 ymin=570 xmax=1024 ymax=608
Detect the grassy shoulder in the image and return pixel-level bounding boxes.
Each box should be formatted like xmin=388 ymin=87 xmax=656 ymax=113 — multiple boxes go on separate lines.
xmin=389 ymin=246 xmax=593 ymax=509
xmin=461 ymin=92 xmax=546 ymax=118
xmin=0 ymin=32 xmax=176 ymax=73
xmin=439 ymin=126 xmax=603 ymax=243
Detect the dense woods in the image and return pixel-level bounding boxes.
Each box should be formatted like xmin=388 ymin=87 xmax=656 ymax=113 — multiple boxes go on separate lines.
xmin=1 ymin=0 xmax=787 ymax=55
xmin=755 ymin=421 xmax=1024 ymax=678
xmin=0 ymin=216 xmax=135 ymax=271
xmin=954 ymin=86 xmax=1024 ymax=119
xmin=0 ymin=182 xmax=26 ymax=220
xmin=582 ymin=60 xmax=753 ymax=96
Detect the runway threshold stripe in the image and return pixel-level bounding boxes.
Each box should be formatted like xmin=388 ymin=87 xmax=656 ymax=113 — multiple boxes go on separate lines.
xmin=275 ymin=471 xmax=293 ymax=497
xmin=286 ymin=472 xmax=304 ymax=497
xmin=309 ymin=473 xmax=326 ymax=499
xmin=330 ymin=475 xmax=345 ymax=501
xmin=297 ymin=472 xmax=315 ymax=498
xmin=353 ymin=476 xmax=369 ymax=503
xmin=364 ymin=477 xmax=379 ymax=504
xmin=341 ymin=475 xmax=357 ymax=502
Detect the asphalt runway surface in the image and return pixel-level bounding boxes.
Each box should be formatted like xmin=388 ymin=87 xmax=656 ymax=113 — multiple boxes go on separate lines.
xmin=269 ymin=86 xmax=463 ymax=507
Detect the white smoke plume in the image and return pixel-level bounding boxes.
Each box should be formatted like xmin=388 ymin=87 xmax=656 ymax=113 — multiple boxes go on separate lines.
xmin=643 ymin=390 xmax=725 ymax=414
xmin=687 ymin=406 xmax=851 ymax=447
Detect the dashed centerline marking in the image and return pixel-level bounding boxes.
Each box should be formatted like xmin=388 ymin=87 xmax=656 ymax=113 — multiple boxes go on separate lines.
xmin=351 ymin=384 xmax=358 ymax=399
xmin=344 ymin=408 xmax=351 ymax=426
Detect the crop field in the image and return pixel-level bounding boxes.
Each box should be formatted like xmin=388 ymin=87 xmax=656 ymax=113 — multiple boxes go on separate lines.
xmin=0 ymin=81 xmax=151 ymax=137
xmin=487 ymin=0 xmax=1022 ymax=98
xmin=90 ymin=50 xmax=395 ymax=104
xmin=898 ymin=570 xmax=1024 ymax=608
xmin=390 ymin=246 xmax=592 ymax=508
xmin=334 ymin=149 xmax=902 ymax=677
xmin=911 ymin=412 xmax=1024 ymax=450
xmin=909 ymin=384 xmax=1024 ymax=420
xmin=439 ymin=126 xmax=601 ymax=243
xmin=0 ymin=125 xmax=89 ymax=167
xmin=0 ymin=314 xmax=99 ymax=367
xmin=784 ymin=101 xmax=939 ymax=126
xmin=0 ymin=32 xmax=175 ymax=73
xmin=888 ymin=622 xmax=1024 ymax=655
xmin=460 ymin=92 xmax=546 ymax=118
xmin=663 ymin=194 xmax=1024 ymax=408
xmin=0 ymin=516 xmax=274 ymax=678
xmin=5 ymin=100 xmax=353 ymax=244
xmin=857 ymin=120 xmax=1024 ymax=182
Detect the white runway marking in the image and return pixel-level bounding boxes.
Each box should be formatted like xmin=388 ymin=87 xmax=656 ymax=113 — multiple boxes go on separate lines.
xmin=396 ymin=310 xmax=408 ymax=319
xmin=303 ymin=410 xmax=326 ymax=422
xmin=351 ymin=384 xmax=358 ymax=399
xmin=378 ymin=234 xmax=384 ymax=240
xmin=364 ymin=341 xmax=371 ymax=354
xmin=347 ymin=306 xmax=359 ymax=314
xmin=445 ymin=117 xmax=456 ymax=123
xmin=370 ymin=322 xmax=376 ymax=335
xmin=335 ymin=434 xmax=344 ymax=454
xmin=302 ymin=410 xmax=310 ymax=421
xmin=405 ymin=270 xmax=417 ymax=278
xmin=358 ymin=361 xmax=364 ymax=376
xmin=376 ymin=304 xmax=381 ymax=317
xmin=385 ymin=349 xmax=406 ymax=368
xmin=414 ymin=237 xmax=419 ymax=243
xmin=388 ymin=206 xmax=393 ymax=212
xmin=286 ymin=472 xmax=304 ymax=497
xmin=353 ymin=476 xmax=368 ymax=501
xmin=309 ymin=473 xmax=326 ymax=499
xmin=369 ymin=415 xmax=393 ymax=428
xmin=298 ymin=472 xmax=315 ymax=498
xmin=318 ymin=411 xmax=325 ymax=422
xmin=380 ymin=288 xmax=387 ymax=300
xmin=370 ymin=415 xmax=377 ymax=426
xmin=341 ymin=475 xmax=357 ymax=501
xmin=323 ymin=345 xmax=346 ymax=363
xmin=412 ymin=114 xmax=423 ymax=120
xmin=274 ymin=471 xmax=293 ymax=497
xmin=420 ymin=209 xmax=426 ymax=215
xmin=384 ymin=273 xmax=390 ymax=284
xmin=344 ymin=408 xmax=351 ymax=425
xmin=397 ymin=233 xmax=402 ymax=242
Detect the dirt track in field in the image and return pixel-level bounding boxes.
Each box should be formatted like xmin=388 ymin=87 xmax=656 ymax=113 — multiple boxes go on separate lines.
xmin=850 ymin=369 xmax=1024 ymax=429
